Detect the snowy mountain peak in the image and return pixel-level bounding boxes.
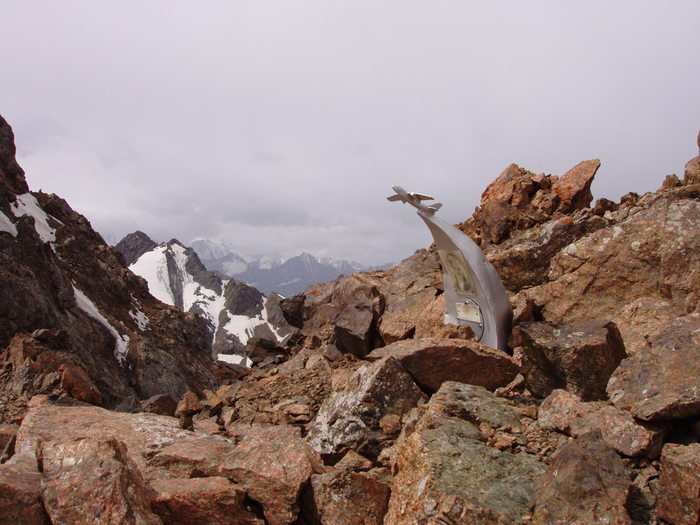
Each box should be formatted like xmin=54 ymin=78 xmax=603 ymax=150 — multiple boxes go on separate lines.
xmin=119 ymin=234 xmax=293 ymax=357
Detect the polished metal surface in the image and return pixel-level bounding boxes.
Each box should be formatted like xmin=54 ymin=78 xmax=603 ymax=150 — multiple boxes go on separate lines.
xmin=388 ymin=186 xmax=512 ymax=351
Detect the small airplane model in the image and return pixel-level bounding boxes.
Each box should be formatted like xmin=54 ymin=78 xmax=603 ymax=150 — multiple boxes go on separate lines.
xmin=386 ymin=185 xmax=443 ymax=215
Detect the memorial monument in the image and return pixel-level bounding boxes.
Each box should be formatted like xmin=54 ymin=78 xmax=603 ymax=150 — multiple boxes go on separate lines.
xmin=388 ymin=185 xmax=512 ymax=351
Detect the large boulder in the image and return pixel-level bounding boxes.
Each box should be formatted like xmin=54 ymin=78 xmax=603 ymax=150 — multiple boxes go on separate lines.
xmin=386 ymin=382 xmax=545 ymax=523
xmin=300 ymin=273 xmax=386 ymax=356
xmin=458 ymin=159 xmax=599 ymax=245
xmin=538 ymin=389 xmax=662 ymax=457
xmin=657 ymin=443 xmax=700 ymax=525
xmin=40 ymin=438 xmax=161 ymax=525
xmin=510 ymin=319 xmax=626 ymax=400
xmin=219 ymin=424 xmax=326 ymax=525
xmin=306 ymin=357 xmax=426 ymax=457
xmin=607 ymin=313 xmax=700 ymax=421
xmin=366 ymin=337 xmax=519 ymax=393
xmin=530 ymin=431 xmax=632 ymax=524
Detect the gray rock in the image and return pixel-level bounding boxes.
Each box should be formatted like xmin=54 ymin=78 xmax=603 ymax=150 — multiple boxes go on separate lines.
xmin=306 ymin=357 xmax=426 ymax=458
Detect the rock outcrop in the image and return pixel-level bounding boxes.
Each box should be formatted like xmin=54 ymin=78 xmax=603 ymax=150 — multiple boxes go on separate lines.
xmin=0 ymin=115 xmax=215 ymax=422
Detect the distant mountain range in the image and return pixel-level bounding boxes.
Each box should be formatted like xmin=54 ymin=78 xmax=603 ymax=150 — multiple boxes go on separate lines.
xmin=189 ymin=238 xmax=392 ymax=296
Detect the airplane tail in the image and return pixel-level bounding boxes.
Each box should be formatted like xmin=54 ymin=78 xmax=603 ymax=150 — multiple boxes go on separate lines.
xmin=428 ymin=202 xmax=443 ymax=213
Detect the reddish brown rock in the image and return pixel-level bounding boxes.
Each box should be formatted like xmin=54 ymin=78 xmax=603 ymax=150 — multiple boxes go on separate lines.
xmin=607 ymin=313 xmax=700 ymax=421
xmin=306 ymin=357 xmax=426 ymax=457
xmin=530 ymin=431 xmax=632 ymax=524
xmin=378 ymin=288 xmax=436 ymax=343
xmin=0 ymin=453 xmax=49 ymax=524
xmin=16 ymin=399 xmax=238 ymax=485
xmin=146 ymin=438 xmax=234 ymax=479
xmin=511 ymin=319 xmax=626 ymax=401
xmin=657 ymin=443 xmax=700 ymax=525
xmin=175 ymin=390 xmax=203 ymax=417
xmin=386 ymin=382 xmax=544 ymax=523
xmin=41 ymin=438 xmax=161 ymax=525
xmin=301 ymin=470 xmax=390 ymax=525
xmin=366 ymin=337 xmax=518 ymax=393
xmin=683 ymin=131 xmax=700 ymax=185
xmin=58 ymin=363 xmax=102 ymax=404
xmin=458 ymin=160 xmax=599 ymax=245
xmin=334 ymin=450 xmax=373 ymax=472
xmin=220 ymin=424 xmax=326 ymax=525
xmin=612 ymin=297 xmax=685 ymax=357
xmin=517 ymin=191 xmax=700 ymax=323
xmin=140 ymin=393 xmax=177 ymax=416
xmin=301 ymin=273 xmax=385 ymax=357
xmin=151 ymin=477 xmax=262 ymax=525
xmin=413 ymin=294 xmax=475 ymax=339
xmin=538 ymin=390 xmax=662 ymax=457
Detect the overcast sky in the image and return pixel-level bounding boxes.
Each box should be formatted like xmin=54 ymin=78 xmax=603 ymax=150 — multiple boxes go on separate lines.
xmin=2 ymin=1 xmax=698 ymax=265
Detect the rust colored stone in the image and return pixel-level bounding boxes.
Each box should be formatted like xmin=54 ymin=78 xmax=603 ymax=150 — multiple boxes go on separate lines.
xmin=538 ymin=389 xmax=662 ymax=457
xmin=366 ymin=337 xmax=518 ymax=393
xmin=220 ymin=423 xmax=326 ymax=525
xmin=530 ymin=431 xmax=632 ymax=524
xmin=657 ymin=443 xmax=700 ymax=525
xmin=151 ymin=477 xmax=262 ymax=525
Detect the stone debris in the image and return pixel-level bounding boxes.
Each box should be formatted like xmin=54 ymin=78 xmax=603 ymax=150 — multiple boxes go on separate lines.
xmin=1 ymin=115 xmax=699 ymax=524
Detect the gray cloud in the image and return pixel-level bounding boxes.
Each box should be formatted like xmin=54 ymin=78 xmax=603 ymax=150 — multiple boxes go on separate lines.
xmin=1 ymin=1 xmax=698 ymax=265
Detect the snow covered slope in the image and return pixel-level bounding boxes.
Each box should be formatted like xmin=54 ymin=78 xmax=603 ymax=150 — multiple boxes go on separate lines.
xmin=125 ymin=237 xmax=293 ymax=358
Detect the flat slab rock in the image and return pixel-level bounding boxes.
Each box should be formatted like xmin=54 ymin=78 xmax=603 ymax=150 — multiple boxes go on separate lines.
xmin=607 ymin=313 xmax=700 ymax=421
xmin=538 ymin=389 xmax=663 ymax=458
xmin=151 ymin=477 xmax=263 ymax=525
xmin=386 ymin=382 xmax=545 ymax=523
xmin=530 ymin=430 xmax=633 ymax=524
xmin=366 ymin=337 xmax=519 ymax=393
xmin=15 ymin=398 xmax=324 ymax=525
xmin=657 ymin=443 xmax=700 ymax=525
xmin=511 ymin=319 xmax=626 ymax=401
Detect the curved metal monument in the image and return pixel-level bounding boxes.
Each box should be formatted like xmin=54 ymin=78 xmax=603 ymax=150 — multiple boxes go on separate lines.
xmin=388 ymin=185 xmax=512 ymax=351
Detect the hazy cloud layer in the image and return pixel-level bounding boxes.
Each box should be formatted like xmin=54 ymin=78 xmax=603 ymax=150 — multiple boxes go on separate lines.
xmin=2 ymin=1 xmax=698 ymax=265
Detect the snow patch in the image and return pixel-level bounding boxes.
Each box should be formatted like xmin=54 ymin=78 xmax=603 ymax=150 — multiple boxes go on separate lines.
xmin=217 ymin=353 xmax=252 ymax=367
xmin=73 ymin=285 xmax=130 ymax=363
xmin=129 ymin=246 xmax=175 ymax=305
xmin=10 ymin=193 xmax=56 ymax=243
xmin=129 ymin=308 xmax=150 ymax=331
xmin=0 ymin=210 xmax=17 ymax=237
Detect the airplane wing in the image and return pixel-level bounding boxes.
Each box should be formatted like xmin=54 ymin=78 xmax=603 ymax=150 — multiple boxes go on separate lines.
xmin=386 ymin=194 xmax=403 ymax=201
xmin=412 ymin=193 xmax=435 ymax=201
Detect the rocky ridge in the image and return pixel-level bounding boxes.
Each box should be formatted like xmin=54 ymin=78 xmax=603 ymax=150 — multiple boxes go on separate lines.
xmin=0 ymin=115 xmax=215 ymax=424
xmin=1 ymin=116 xmax=699 ymax=524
